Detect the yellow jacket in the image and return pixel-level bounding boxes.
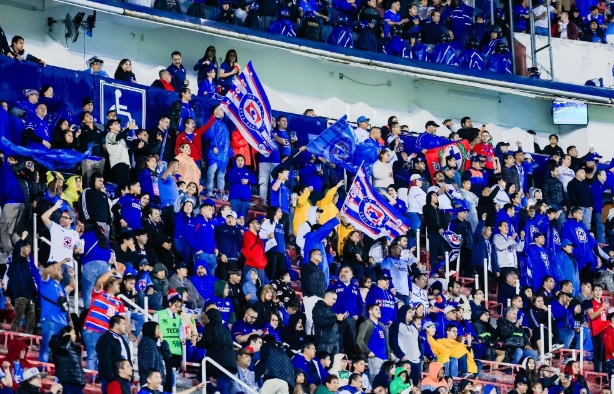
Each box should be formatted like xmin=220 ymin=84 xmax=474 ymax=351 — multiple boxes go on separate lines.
xmin=427 ymin=335 xmax=451 ymax=364
xmin=317 ymin=186 xmax=339 ymax=224
xmin=336 ymin=222 xmax=355 ymax=256
xmin=436 ymin=337 xmax=478 ymax=373
xmin=293 ymin=189 xmax=312 ymax=235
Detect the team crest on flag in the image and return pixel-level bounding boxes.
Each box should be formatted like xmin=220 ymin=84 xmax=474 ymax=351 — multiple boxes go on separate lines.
xmin=306 ymin=115 xmax=361 ymax=173
xmin=340 ymin=164 xmax=410 ymax=240
xmin=576 ymin=228 xmax=587 ymax=242
xmin=222 ymin=62 xmax=276 ymax=157
xmin=425 ymin=140 xmax=471 ymax=181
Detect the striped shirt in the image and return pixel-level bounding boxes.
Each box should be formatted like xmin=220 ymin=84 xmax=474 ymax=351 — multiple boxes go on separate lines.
xmin=83 ymin=289 xmax=126 ymax=333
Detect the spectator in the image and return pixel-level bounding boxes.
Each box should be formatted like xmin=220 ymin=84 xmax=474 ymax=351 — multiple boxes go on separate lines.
xmin=587 ymin=284 xmax=609 ymax=373
xmin=78 ymin=110 xmax=106 ymax=186
xmin=192 ymin=262 xmax=217 ymax=304
xmin=496 ymin=307 xmax=537 ymax=364
xmin=167 ymin=51 xmax=188 ymax=92
xmin=194 ymin=46 xmax=218 ymax=83
xmin=9 ymin=36 xmax=45 ymax=65
xmin=242 ymin=218 xmax=268 ymax=283
xmin=312 ymin=290 xmax=341 ymax=354
xmin=22 ymin=103 xmax=50 ymax=149
xmin=80 ymin=221 xmax=112 ymax=309
xmin=176 ymin=142 xmax=202 ymax=186
xmin=85 ymin=56 xmax=108 ymax=77
xmin=196 ymin=308 xmax=238 ymax=394
xmin=192 ymin=201 xmax=218 ymax=274
xmin=419 ymin=362 xmax=446 ymax=391
xmin=254 ymin=284 xmax=281 ymax=327
xmin=372 ymin=150 xmax=394 ymax=191
xmin=261 ymin=207 xmax=287 ymax=280
xmin=170 ymin=88 xmax=197 ymax=135
xmin=15 ymin=369 xmax=62 ymax=394
xmin=105 ymin=360 xmax=133 ymax=394
xmin=534 ymin=0 xmax=560 ymax=36
xmin=6 ymin=232 xmax=36 ymax=334
xmin=389 ymin=305 xmax=421 ymax=384
xmin=301 ymin=249 xmax=327 ymax=298
xmin=423 ymin=191 xmax=446 ymax=268
xmin=209 ymin=281 xmax=236 ymax=326
xmin=218 ymin=49 xmax=241 ymax=95
xmin=357 ymin=304 xmax=392 ymax=383
xmin=567 ymin=168 xmax=593 ymax=230
xmin=556 ymin=12 xmax=579 ymax=39
xmin=49 ymin=326 xmax=85 ymax=394
xmin=602 ymin=310 xmax=614 ymax=379
xmin=2 ymin=340 xmax=32 ymax=390
xmin=542 ymin=166 xmax=565 ymax=215
xmin=227 ymin=154 xmax=257 ymax=219
xmin=169 ymin=263 xmax=204 ymax=310
xmin=78 ymin=172 xmax=112 ymax=237
xmin=203 ymin=107 xmax=231 ymax=199
xmin=232 ymin=307 xmax=262 ymax=343
xmin=114 ymin=59 xmax=137 ymax=83
xmin=96 ymin=315 xmax=132 ymax=392
xmin=541 ymin=135 xmax=564 ymax=158
xmin=151 ymin=70 xmax=175 ymax=92
xmin=256 ymin=336 xmax=295 ymax=394
xmin=270 ymin=168 xmax=291 ymax=232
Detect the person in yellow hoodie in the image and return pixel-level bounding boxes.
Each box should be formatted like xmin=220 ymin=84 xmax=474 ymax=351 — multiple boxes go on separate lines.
xmin=293 ymin=184 xmax=313 ymax=235
xmin=431 ymin=324 xmax=479 ymax=377
xmin=316 ymin=180 xmax=344 ymax=224
xmin=61 ymin=175 xmax=83 ymax=207
xmin=336 ymin=216 xmax=355 ymax=257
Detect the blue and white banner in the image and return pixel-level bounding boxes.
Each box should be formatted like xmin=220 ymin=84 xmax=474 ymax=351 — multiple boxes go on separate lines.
xmin=221 ymin=62 xmax=276 ymax=157
xmin=340 ymin=165 xmax=411 ymax=240
xmin=99 ymin=81 xmax=146 ymax=128
xmin=305 ymin=115 xmax=360 ymax=173
xmin=1 ymin=137 xmax=97 ymax=170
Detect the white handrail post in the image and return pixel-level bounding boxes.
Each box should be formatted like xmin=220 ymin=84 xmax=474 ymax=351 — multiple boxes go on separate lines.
xmin=416 ymin=230 xmax=420 ymax=259
xmin=507 ymin=299 xmax=511 ymax=307
xmin=74 ymin=262 xmax=79 ymax=314
xmin=539 ymin=324 xmax=545 ymax=365
xmin=483 ymin=258 xmax=488 ymax=309
xmin=445 ymin=252 xmax=450 ymax=279
xmin=201 ymin=357 xmax=258 ymax=394
xmin=455 ymin=249 xmax=461 ymax=280
xmin=475 ymin=274 xmax=479 ymax=290
xmin=580 ymin=328 xmax=584 ymax=373
xmin=515 ymin=279 xmax=520 ymax=295
xmin=548 ymin=305 xmax=552 ymax=353
xmin=182 ymin=343 xmax=187 ymax=376
xmin=33 ymin=213 xmax=38 ymax=267
xmin=172 ymin=368 xmax=177 ymax=394
xmin=144 ymin=296 xmax=149 ymax=322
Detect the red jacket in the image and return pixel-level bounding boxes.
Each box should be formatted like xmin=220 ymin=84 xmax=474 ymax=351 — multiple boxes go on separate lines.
xmin=241 ymin=230 xmax=267 ymax=270
xmin=174 ymin=124 xmax=208 ymax=162
xmin=602 ymin=324 xmax=614 ymax=360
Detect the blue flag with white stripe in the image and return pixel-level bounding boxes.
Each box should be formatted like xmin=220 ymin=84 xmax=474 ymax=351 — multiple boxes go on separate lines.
xmin=305 ymin=115 xmax=360 ymax=173
xmin=221 ymin=61 xmax=276 ymax=157
xmin=340 ymin=164 xmax=411 ymax=241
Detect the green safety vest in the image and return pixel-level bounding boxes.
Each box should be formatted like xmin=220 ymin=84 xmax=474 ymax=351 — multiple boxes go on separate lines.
xmin=154 ymin=309 xmax=182 ymax=356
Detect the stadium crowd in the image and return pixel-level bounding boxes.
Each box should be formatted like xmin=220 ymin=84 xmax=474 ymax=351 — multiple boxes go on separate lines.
xmin=2 ymin=19 xmax=614 ymax=394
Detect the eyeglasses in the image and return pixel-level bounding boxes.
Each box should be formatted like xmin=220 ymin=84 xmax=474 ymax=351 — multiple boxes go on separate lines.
xmin=246 ymin=314 xmax=257 ymax=319
xmin=61 ymin=215 xmax=71 ymax=220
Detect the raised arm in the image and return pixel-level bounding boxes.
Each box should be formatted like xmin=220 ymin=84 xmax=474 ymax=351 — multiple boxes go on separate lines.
xmin=41 ymin=200 xmax=64 ymax=228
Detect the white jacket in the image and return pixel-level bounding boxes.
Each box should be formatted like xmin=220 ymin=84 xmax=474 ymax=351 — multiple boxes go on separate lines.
xmin=372 ymin=160 xmax=394 ymax=188
xmin=105 ymin=131 xmax=130 ymax=168
xmin=407 ymin=186 xmax=427 ymax=213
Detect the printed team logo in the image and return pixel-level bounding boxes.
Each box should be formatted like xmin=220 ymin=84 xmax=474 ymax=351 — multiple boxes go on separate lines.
xmin=576 ymin=228 xmax=587 ymax=243
xmin=239 ymin=93 xmax=266 ymax=133
xmin=106 ymin=305 xmax=117 ymax=318
xmin=137 ymin=279 xmax=147 ymax=292
xmin=438 ymin=142 xmax=468 ymax=170
xmin=379 ymin=331 xmax=385 ymax=338
xmin=553 ymin=230 xmax=561 ymax=245
xmin=529 ymin=225 xmax=539 ymax=239
xmin=327 ymin=136 xmax=354 ymax=162
xmin=540 ymin=251 xmax=549 ymax=266
xmin=63 ymin=236 xmax=73 ymax=249
xmin=359 ymin=198 xmax=389 ymax=227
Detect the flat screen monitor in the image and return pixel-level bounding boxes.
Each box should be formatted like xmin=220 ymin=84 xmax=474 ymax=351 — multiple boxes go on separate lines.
xmin=552 ymin=99 xmax=588 ymax=125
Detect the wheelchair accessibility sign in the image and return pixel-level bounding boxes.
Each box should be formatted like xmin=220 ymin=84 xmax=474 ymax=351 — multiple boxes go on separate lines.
xmin=99 ymin=81 xmax=146 ymax=128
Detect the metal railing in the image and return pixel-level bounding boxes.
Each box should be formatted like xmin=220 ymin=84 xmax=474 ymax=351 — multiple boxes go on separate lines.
xmin=201 ymin=356 xmax=258 ymax=394
xmin=117 ymin=294 xmax=153 ymax=320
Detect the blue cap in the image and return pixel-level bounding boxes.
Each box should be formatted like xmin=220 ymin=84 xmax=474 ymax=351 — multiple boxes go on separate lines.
xmin=455 ymin=206 xmax=469 ymax=213
xmin=422 ymin=321 xmax=438 ymax=330
xmin=356 ymin=116 xmax=370 ymax=123
xmin=202 ymin=198 xmax=216 ymax=207
xmin=560 ymin=239 xmax=577 ymax=248
xmin=471 ymin=155 xmax=485 ymax=162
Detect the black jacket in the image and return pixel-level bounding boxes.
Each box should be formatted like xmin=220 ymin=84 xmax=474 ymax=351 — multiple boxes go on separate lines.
xmin=169 ymin=100 xmax=197 ymax=134
xmin=343 ymin=241 xmax=366 ymax=267
xmin=281 ymin=313 xmax=307 ymax=353
xmin=423 ymin=204 xmax=443 ymax=232
xmin=7 ymin=240 xmax=37 ymax=301
xmin=542 ymin=176 xmax=565 ymax=205
xmin=312 ymin=300 xmax=339 ymax=345
xmin=78 ymin=186 xmax=112 ymax=225
xmin=78 ymin=123 xmax=104 ymax=156
xmin=197 ymin=309 xmax=237 ymax=377
xmin=16 ymin=382 xmax=42 ymax=394
xmin=541 ymin=144 xmax=564 ymax=158
xmin=138 ymin=336 xmax=167 ymax=381
xmin=114 ymin=69 xmax=137 ymax=83
xmin=154 ymin=0 xmax=182 ymax=12
xmin=49 ymin=335 xmax=85 ymax=386
xmin=254 ymin=299 xmax=280 ymax=327
xmin=496 ymin=317 xmax=529 ymax=348
xmin=300 ymin=261 xmax=326 ymax=298
xmin=255 ymin=342 xmax=295 ymax=388
xmin=451 ymin=218 xmax=474 ymax=249
xmin=228 ymin=280 xmax=248 ymax=320
xmin=0 ymin=26 xmax=10 ymax=55
xmin=95 ymin=331 xmax=132 ymax=382
xmin=567 ymin=178 xmax=592 ymax=208
xmin=501 ymin=165 xmax=520 ymax=193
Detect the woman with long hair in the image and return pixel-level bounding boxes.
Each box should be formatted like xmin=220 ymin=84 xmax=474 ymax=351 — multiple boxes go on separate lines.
xmin=372 ymin=149 xmax=394 ymax=191
xmin=114 ymin=59 xmax=137 ymax=83
xmin=253 ymin=284 xmax=280 ymax=327
xmin=406 ymin=175 xmax=427 ymax=231
xmin=194 ymin=46 xmax=218 ymax=83
xmin=227 ymin=154 xmax=257 ymax=220
xmin=0 ymin=340 xmax=32 ymax=390
xmin=358 ymin=275 xmax=372 ymax=316
xmin=563 ymin=360 xmax=590 ymax=393
xmin=175 ymin=143 xmax=201 ymax=186
xmin=423 ymin=190 xmax=446 ymax=268
xmin=140 ymin=192 xmax=151 ymax=210
xmin=174 ymin=200 xmax=196 ymax=266
xmin=343 ymin=231 xmax=367 ymax=279
xmin=260 ymin=206 xmax=286 ymax=280
xmin=81 ymin=221 xmax=112 ymax=309
xmin=174 ymin=181 xmax=199 ymax=213
xmin=138 ymin=156 xmax=160 ymax=207
xmin=218 ymin=49 xmax=240 ymax=95
xmin=138 ymin=321 xmax=174 ymax=392
xmin=49 ymin=326 xmax=85 ymax=394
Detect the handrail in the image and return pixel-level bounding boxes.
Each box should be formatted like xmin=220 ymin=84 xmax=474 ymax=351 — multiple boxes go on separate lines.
xmin=201 ymin=356 xmax=258 ymax=394
xmin=117 ymin=294 xmax=153 ymax=320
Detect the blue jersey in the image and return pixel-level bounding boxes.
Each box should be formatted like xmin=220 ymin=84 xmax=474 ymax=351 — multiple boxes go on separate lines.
xmin=24 ymin=115 xmax=51 ymax=150
xmin=327 ymin=280 xmax=362 ymax=317
xmin=209 ymin=295 xmax=234 ymax=326
xmin=269 ymin=19 xmax=297 ymax=37
xmin=198 ymin=79 xmax=217 ymax=97
xmin=270 ymin=181 xmax=290 ymax=213
xmin=192 ymin=217 xmax=217 ymax=254
xmin=383 ymin=10 xmax=401 ymax=38
xmin=369 ymin=322 xmax=388 ymax=359
xmin=117 ymin=194 xmax=142 ymax=230
xmin=167 ymin=63 xmax=187 ymax=92
xmin=40 ymin=278 xmax=68 ymax=325
xmin=486 ymin=53 xmax=512 ymax=74
xmin=513 ymin=5 xmax=530 ymax=31
xmin=366 ymin=286 xmax=397 ymax=325
xmin=523 ymin=243 xmax=552 ymax=290
xmin=410 ymin=42 xmax=429 ymax=61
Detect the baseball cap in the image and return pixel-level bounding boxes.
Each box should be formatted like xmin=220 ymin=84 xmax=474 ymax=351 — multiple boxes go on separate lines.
xmin=496 ymin=142 xmax=510 ymax=148
xmin=175 ymin=262 xmax=187 ymax=270
xmin=138 ymin=258 xmax=150 ymax=266
xmin=524 ymin=153 xmax=533 ymax=160
xmin=22 ymin=368 xmax=48 ymax=382
xmin=455 ymin=206 xmax=469 ymax=213
xmin=560 ymin=239 xmax=577 ymax=248
xmin=226 ymin=211 xmax=238 ymax=219
xmin=422 ymin=321 xmax=438 ymax=330
xmin=442 ymin=165 xmax=455 ymax=172
xmin=410 ymin=174 xmax=424 ymax=181
xmin=526 ymin=129 xmax=537 ymax=135
xmin=515 ymin=376 xmax=529 ymax=386
xmin=86 ymin=55 xmax=104 ymax=67
xmin=62 ymin=209 xmax=76 ymax=221
xmin=425 ymin=120 xmax=440 ymax=128
xmin=471 ymin=155 xmax=484 ymax=162
xmin=443 ymin=305 xmax=458 ymax=314
xmin=412 ymin=157 xmax=425 ymax=164
xmin=377 ymin=273 xmax=392 ymax=281
xmin=357 ymin=116 xmax=370 ymax=123
xmin=163 ymin=236 xmax=173 ymax=244
xmin=24 ymin=89 xmax=39 ymax=97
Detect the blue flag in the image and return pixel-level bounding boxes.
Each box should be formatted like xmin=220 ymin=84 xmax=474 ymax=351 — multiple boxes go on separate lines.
xmin=221 ymin=61 xmax=276 ymax=157
xmin=1 ymin=137 xmax=97 ymax=171
xmin=429 ymin=230 xmax=463 ymax=276
xmin=340 ymin=165 xmax=411 ymax=240
xmin=306 ymin=115 xmax=360 ymax=173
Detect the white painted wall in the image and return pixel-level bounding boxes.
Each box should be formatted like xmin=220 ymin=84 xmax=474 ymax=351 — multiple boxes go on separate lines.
xmin=2 ymin=0 xmax=614 ymax=158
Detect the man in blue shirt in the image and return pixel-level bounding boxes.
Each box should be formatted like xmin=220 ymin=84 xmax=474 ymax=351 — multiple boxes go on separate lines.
xmin=513 ymin=0 xmax=530 ymax=32
xmin=384 ymin=0 xmax=409 ymax=38
xmin=39 ymin=260 xmax=74 ymax=362
xmin=328 ymin=266 xmax=363 ymax=358
xmin=167 ymin=51 xmax=189 ymax=93
xmin=270 ymin=167 xmax=291 ymax=233
xmin=23 ymin=103 xmax=50 ymax=149
xmin=365 ymin=274 xmax=397 ymax=326
xmin=231 ymin=307 xmax=262 ymax=343
xmin=353 ymin=127 xmax=383 ymax=179
xmin=415 ymin=120 xmax=450 ymax=153
xmin=116 ymin=180 xmax=142 ymax=231
xmin=158 ymin=159 xmax=179 ymax=237
xmin=192 ymin=201 xmax=219 ymax=274
xmin=356 ymin=304 xmax=391 ymax=382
